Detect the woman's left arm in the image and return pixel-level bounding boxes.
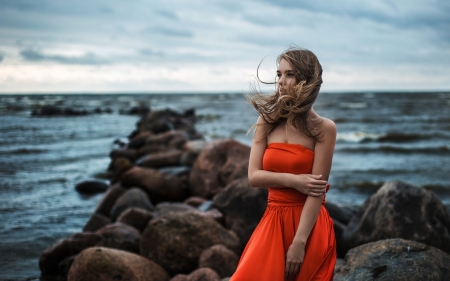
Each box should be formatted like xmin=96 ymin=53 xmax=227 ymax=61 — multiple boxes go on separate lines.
xmin=285 ymin=119 xmax=337 ymax=280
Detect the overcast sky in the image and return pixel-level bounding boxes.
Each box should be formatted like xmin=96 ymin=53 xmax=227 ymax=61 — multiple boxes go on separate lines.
xmin=0 ymin=0 xmax=449 ymax=93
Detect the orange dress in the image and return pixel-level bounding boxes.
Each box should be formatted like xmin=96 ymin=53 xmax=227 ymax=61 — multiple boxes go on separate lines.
xmin=230 ymin=142 xmax=336 ymax=281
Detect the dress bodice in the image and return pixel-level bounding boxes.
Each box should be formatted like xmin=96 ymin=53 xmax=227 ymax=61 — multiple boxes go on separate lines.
xmin=262 ymin=142 xmax=316 ymax=205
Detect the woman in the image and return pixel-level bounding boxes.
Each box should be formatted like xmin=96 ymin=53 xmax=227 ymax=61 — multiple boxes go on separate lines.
xmin=230 ymin=48 xmax=337 ymax=281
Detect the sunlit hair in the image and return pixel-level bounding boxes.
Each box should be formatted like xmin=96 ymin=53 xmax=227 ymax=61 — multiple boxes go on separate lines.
xmin=247 ymin=47 xmax=323 ymax=142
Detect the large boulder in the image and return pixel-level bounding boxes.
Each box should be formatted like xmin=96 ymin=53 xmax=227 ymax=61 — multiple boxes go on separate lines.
xmin=140 ymin=211 xmax=240 ymax=275
xmin=213 ymin=177 xmax=267 ymax=251
xmin=189 ymin=140 xmax=250 ymax=199
xmin=343 ymin=181 xmax=450 ymax=254
xmin=121 ymin=166 xmax=188 ymax=203
xmin=110 ymin=188 xmax=155 ymax=221
xmin=39 ymin=232 xmax=103 ymax=275
xmin=67 ymin=247 xmax=170 ymax=281
xmin=198 ymin=244 xmax=238 ymax=278
xmin=334 ymin=238 xmax=450 ymax=281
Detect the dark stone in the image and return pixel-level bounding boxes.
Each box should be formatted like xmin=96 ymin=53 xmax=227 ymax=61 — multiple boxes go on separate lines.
xmin=159 ymin=166 xmax=191 ymax=177
xmin=213 ymin=177 xmax=267 ymax=251
xmin=39 ymin=232 xmax=103 ymax=275
xmin=189 ymin=140 xmax=250 ymax=199
xmin=136 ymin=150 xmax=183 ymax=168
xmin=334 ymin=238 xmax=450 ymax=281
xmin=186 ymin=268 xmax=221 ymax=281
xmin=117 ymin=207 xmax=155 ymax=232
xmin=95 ymin=222 xmax=140 ymax=242
xmin=82 ymin=213 xmax=111 ymax=232
xmin=67 ymin=247 xmax=170 ymax=281
xmin=110 ymin=187 xmax=155 ymax=221
xmin=324 ymin=202 xmax=356 ymax=225
xmin=156 ymin=202 xmax=198 ymax=217
xmin=94 ymin=185 xmax=126 ymax=217
xmin=199 ymin=245 xmax=239 ymax=278
xmin=140 ymin=211 xmax=240 ymax=276
xmin=343 ymin=181 xmax=450 ymax=255
xmin=184 ymin=196 xmax=207 ymax=208
xmin=74 ymin=180 xmax=108 ymax=194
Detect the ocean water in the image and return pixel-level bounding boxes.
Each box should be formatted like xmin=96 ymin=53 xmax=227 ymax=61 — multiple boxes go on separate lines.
xmin=0 ymin=92 xmax=449 ymax=280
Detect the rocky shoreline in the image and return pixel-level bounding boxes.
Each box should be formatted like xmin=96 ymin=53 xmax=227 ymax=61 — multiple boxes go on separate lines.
xmin=38 ymin=108 xmax=450 ymax=281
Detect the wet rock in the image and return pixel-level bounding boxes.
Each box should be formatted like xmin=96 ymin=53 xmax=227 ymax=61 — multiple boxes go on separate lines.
xmin=156 ymin=202 xmax=198 ymax=216
xmin=128 ymin=131 xmax=153 ymax=149
xmin=95 ymin=222 xmax=141 ymax=242
xmin=117 ymin=207 xmax=155 ymax=232
xmin=121 ymin=166 xmax=188 ymax=204
xmin=136 ymin=150 xmax=183 ymax=168
xmin=110 ymin=188 xmax=155 ymax=221
xmin=137 ymin=109 xmax=200 ymax=138
xmin=324 ymin=202 xmax=356 ymax=225
xmin=31 ymin=106 xmax=90 ymax=116
xmin=82 ymin=213 xmax=111 ymax=232
xmin=180 ymin=140 xmax=208 ymax=166
xmin=67 ymin=247 xmax=170 ymax=281
xmin=189 ymin=140 xmax=250 ymax=199
xmin=74 ymin=180 xmax=108 ymax=194
xmin=334 ymin=238 xmax=450 ymax=281
xmin=213 ymin=177 xmax=267 ymax=251
xmin=39 ymin=232 xmax=103 ymax=275
xmin=159 ymin=166 xmax=191 ymax=177
xmin=186 ymin=268 xmax=221 ymax=281
xmin=108 ymin=157 xmax=134 ymax=184
xmin=110 ymin=148 xmax=138 ymax=162
xmin=94 ymin=185 xmax=126 ymax=217
xmin=184 ymin=196 xmax=208 ymax=208
xmin=96 ymin=237 xmax=140 ymax=254
xmin=343 ymin=181 xmax=450 ymax=255
xmin=140 ymin=211 xmax=240 ymax=275
xmin=199 ymin=245 xmax=238 ymax=278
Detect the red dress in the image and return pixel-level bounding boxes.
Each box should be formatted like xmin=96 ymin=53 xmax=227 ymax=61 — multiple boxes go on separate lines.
xmin=230 ymin=142 xmax=336 ymax=281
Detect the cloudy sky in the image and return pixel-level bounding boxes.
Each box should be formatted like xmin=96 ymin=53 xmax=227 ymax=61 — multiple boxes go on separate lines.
xmin=0 ymin=0 xmax=449 ymax=93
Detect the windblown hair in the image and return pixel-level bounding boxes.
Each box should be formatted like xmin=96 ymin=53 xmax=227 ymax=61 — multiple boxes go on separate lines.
xmin=247 ymin=47 xmax=323 ymax=142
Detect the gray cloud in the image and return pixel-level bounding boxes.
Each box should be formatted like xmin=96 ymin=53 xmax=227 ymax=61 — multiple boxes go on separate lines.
xmin=20 ymin=49 xmax=108 ymax=64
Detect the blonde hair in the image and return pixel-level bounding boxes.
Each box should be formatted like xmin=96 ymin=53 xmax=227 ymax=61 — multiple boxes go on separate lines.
xmin=247 ymin=47 xmax=323 ymax=142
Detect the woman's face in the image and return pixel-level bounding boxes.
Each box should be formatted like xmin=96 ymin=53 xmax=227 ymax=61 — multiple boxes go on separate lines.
xmin=277 ymin=58 xmax=297 ymax=96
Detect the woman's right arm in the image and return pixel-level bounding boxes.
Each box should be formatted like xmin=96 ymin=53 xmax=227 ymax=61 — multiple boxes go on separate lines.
xmin=247 ymin=118 xmax=327 ymax=196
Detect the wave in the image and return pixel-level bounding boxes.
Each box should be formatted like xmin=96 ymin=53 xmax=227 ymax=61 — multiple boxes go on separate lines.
xmin=337 ymin=145 xmax=450 ymax=154
xmin=337 ymin=132 xmax=443 ymax=143
xmin=339 ymin=102 xmax=368 ymax=109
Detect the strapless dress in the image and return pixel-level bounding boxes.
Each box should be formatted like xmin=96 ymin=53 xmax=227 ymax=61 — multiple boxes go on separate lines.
xmin=230 ymin=142 xmax=336 ymax=281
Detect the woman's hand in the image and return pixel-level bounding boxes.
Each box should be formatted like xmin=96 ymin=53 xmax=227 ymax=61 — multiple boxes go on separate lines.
xmin=285 ymin=241 xmax=305 ymax=280
xmin=288 ymin=174 xmax=328 ymax=196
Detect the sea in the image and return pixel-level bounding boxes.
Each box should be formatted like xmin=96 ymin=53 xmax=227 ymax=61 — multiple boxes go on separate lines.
xmin=0 ymin=92 xmax=449 ymax=280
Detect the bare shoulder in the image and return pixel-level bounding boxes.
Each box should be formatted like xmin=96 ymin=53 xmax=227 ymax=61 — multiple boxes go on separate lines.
xmin=318 ymin=117 xmax=336 ymax=135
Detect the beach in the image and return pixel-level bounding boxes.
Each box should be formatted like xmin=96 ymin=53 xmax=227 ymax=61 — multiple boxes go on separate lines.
xmin=0 ymin=92 xmax=449 ymax=280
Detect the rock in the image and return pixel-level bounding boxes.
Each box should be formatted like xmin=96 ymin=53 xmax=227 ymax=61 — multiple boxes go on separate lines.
xmin=324 ymin=202 xmax=356 ymax=225
xmin=334 ymin=220 xmax=348 ymax=258
xmin=110 ymin=188 xmax=155 ymax=221
xmin=171 ymin=275 xmax=188 ymax=281
xmin=136 ymin=150 xmax=183 ymax=168
xmin=137 ymin=109 xmax=199 ymax=138
xmin=96 ymin=237 xmax=140 ymax=254
xmin=199 ymin=245 xmax=239 ymax=278
xmin=128 ymin=131 xmax=153 ymax=149
xmin=159 ymin=166 xmax=191 ymax=177
xmin=334 ymin=238 xmax=450 ymax=281
xmin=213 ymin=177 xmax=267 ymax=251
xmin=31 ymin=106 xmax=90 ymax=116
xmin=180 ymin=140 xmax=208 ymax=166
xmin=67 ymin=247 xmax=170 ymax=281
xmin=186 ymin=268 xmax=221 ymax=281
xmin=58 ymin=255 xmax=76 ymax=279
xmin=95 ymin=222 xmax=141 ymax=242
xmin=39 ymin=232 xmax=103 ymax=275
xmin=121 ymin=166 xmax=188 ymax=204
xmin=108 ymin=157 xmax=134 ymax=183
xmin=94 ymin=184 xmax=126 ymax=217
xmin=203 ymin=209 xmax=225 ymax=225
xmin=110 ymin=148 xmax=138 ymax=162
xmin=117 ymin=207 xmax=155 ymax=232
xmin=156 ymin=202 xmax=198 ymax=216
xmin=343 ymin=181 xmax=450 ymax=255
xmin=74 ymin=180 xmax=108 ymax=194
xmin=189 ymin=140 xmax=250 ymax=199
xmin=184 ymin=196 xmax=208 ymax=208
xmin=143 ymin=131 xmax=189 ymax=150
xmin=82 ymin=213 xmax=111 ymax=232
xmin=140 ymin=211 xmax=240 ymax=275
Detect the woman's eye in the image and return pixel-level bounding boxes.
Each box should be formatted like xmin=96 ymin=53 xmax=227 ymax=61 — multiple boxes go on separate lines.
xmin=287 ymin=73 xmax=294 ymax=77
xmin=276 ymin=74 xmax=281 ymax=78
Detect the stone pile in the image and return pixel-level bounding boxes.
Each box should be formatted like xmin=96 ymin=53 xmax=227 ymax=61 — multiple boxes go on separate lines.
xmin=39 ymin=107 xmax=450 ymax=281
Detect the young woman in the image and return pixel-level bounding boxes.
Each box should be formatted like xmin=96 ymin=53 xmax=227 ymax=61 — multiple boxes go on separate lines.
xmin=230 ymin=48 xmax=337 ymax=281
